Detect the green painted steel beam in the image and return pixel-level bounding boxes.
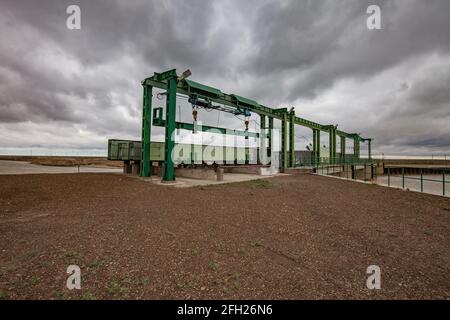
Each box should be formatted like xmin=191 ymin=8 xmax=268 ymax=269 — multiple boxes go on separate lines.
xmin=140 ymin=84 xmax=152 ymax=177
xmin=313 ymin=128 xmax=320 ymax=166
xmin=323 ymin=125 xmax=337 ymax=164
xmin=162 ymin=75 xmax=177 ymax=181
xmin=144 ymin=77 xmax=279 ymax=118
xmin=231 ymin=94 xmax=259 ymax=108
xmin=145 ymin=73 xmax=352 ymax=134
xmin=259 ymin=114 xmax=266 ymax=164
xmin=340 ymin=136 xmax=346 ymax=163
xmin=142 ymin=69 xmax=370 ymax=159
xmin=151 ymin=69 xmax=177 ymax=82
xmin=281 ymin=112 xmax=288 ymax=170
xmin=154 ymin=118 xmax=266 ymax=139
xmin=294 ymin=117 xmax=323 ymax=131
xmin=289 ymin=112 xmax=295 ymax=167
xmin=184 ymin=79 xmax=222 ymax=97
xmin=353 ymin=135 xmax=360 ymax=160
xmin=268 ymin=116 xmax=273 ymax=161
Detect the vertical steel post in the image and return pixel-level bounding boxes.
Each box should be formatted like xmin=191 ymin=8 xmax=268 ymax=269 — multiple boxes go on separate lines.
xmin=368 ymin=139 xmax=372 ymax=160
xmin=402 ymin=167 xmax=405 ymax=189
xmin=340 ymin=136 xmax=346 ymax=165
xmin=388 ymin=167 xmax=390 ymax=186
xmin=329 ymin=128 xmax=336 ymax=164
xmin=281 ymin=112 xmax=288 ymax=170
xmin=223 ymin=145 xmax=226 ymax=165
xmin=234 ymin=135 xmax=238 ymax=165
xmin=245 ymin=133 xmax=249 ymax=165
xmin=353 ymin=136 xmax=360 ymax=161
xmin=420 ymin=168 xmax=423 ymax=192
xmin=289 ymin=112 xmax=295 ymax=167
xmin=162 ymin=76 xmax=177 ymax=181
xmin=268 ymin=117 xmax=273 ymax=162
xmin=443 ymin=169 xmax=446 ymax=196
xmin=313 ymin=129 xmax=321 ymax=167
xmin=140 ymin=84 xmax=152 ymax=177
xmin=312 ymin=129 xmax=317 ymax=166
xmin=259 ymin=114 xmax=266 ymax=165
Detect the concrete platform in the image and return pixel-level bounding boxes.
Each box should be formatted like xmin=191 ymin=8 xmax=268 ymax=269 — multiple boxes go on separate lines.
xmin=223 ymin=165 xmax=279 ymax=175
xmin=283 ymin=167 xmax=313 ymax=174
xmin=0 ymin=160 xmax=122 ymax=175
xmin=142 ymin=173 xmax=286 ymax=188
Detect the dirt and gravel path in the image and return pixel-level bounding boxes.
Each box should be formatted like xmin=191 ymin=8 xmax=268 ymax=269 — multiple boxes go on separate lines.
xmin=0 ymin=173 xmax=449 ymax=299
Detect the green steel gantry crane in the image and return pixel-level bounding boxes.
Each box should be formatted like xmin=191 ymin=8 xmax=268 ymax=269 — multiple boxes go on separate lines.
xmin=140 ymin=69 xmax=372 ymax=181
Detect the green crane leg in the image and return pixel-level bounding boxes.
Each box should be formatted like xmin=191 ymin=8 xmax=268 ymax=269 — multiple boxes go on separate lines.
xmin=245 ymin=137 xmax=249 ymax=164
xmin=328 ymin=129 xmax=333 ymax=164
xmin=353 ymin=136 xmax=360 ymax=161
xmin=259 ymin=115 xmax=266 ymax=165
xmin=268 ymin=117 xmax=273 ymax=162
xmin=281 ymin=113 xmax=288 ymax=170
xmin=313 ymin=129 xmax=321 ymax=166
xmin=328 ymin=128 xmax=336 ymax=164
xmin=340 ymin=136 xmax=346 ymax=164
xmin=289 ymin=113 xmax=295 ymax=167
xmin=140 ymin=84 xmax=152 ymax=177
xmin=234 ymin=135 xmax=238 ymax=165
xmin=333 ymin=130 xmax=337 ymax=163
xmin=162 ymin=76 xmax=177 ymax=181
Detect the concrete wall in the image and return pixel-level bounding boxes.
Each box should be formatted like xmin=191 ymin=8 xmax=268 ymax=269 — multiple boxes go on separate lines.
xmin=174 ymin=167 xmax=217 ymax=181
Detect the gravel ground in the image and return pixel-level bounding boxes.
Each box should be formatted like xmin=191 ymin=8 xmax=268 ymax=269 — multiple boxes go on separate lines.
xmin=0 ymin=173 xmax=449 ymax=300
xmin=0 ymin=160 xmax=122 ymax=175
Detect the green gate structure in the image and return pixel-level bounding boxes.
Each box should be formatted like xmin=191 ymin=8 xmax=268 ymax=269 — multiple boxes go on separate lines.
xmin=140 ymin=69 xmax=372 ymax=181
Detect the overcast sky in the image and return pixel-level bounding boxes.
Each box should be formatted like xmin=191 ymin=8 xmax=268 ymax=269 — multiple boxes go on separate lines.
xmin=0 ymin=0 xmax=449 ymax=156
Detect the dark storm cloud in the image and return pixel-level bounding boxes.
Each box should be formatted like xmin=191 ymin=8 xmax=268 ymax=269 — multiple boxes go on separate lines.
xmin=0 ymin=0 xmax=449 ymax=154
xmin=245 ymin=0 xmax=450 ymax=100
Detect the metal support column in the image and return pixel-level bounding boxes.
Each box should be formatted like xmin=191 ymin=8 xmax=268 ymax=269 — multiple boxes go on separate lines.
xmin=368 ymin=139 xmax=372 ymax=160
xmin=353 ymin=136 xmax=360 ymax=161
xmin=140 ymin=84 xmax=152 ymax=177
xmin=268 ymin=117 xmax=273 ymax=162
xmin=340 ymin=136 xmax=346 ymax=164
xmin=289 ymin=112 xmax=295 ymax=167
xmin=162 ymin=76 xmax=177 ymax=181
xmin=313 ymin=129 xmax=321 ymax=166
xmin=245 ymin=137 xmax=249 ymax=164
xmin=259 ymin=114 xmax=266 ymax=165
xmin=281 ymin=112 xmax=288 ymax=170
xmin=234 ymin=135 xmax=238 ymax=165
xmin=328 ymin=128 xmax=336 ymax=164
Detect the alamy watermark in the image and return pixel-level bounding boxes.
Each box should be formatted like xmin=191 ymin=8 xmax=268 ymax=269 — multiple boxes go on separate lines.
xmin=66 ymin=265 xmax=81 ymax=290
xmin=366 ymin=265 xmax=381 ymax=290
xmin=66 ymin=5 xmax=81 ymax=30
xmin=366 ymin=5 xmax=381 ymax=30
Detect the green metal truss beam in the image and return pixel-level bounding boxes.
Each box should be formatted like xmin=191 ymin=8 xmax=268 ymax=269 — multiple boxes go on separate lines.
xmin=144 ymin=71 xmax=371 ymax=140
xmin=162 ymin=75 xmax=177 ymax=181
xmin=140 ymin=84 xmax=152 ymax=177
xmin=289 ymin=112 xmax=295 ymax=167
xmin=141 ymin=69 xmax=371 ymax=173
xmin=153 ymin=118 xmax=268 ymax=139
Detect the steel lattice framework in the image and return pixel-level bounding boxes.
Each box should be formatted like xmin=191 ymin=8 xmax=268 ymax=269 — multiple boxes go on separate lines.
xmin=141 ymin=69 xmax=372 ymax=181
